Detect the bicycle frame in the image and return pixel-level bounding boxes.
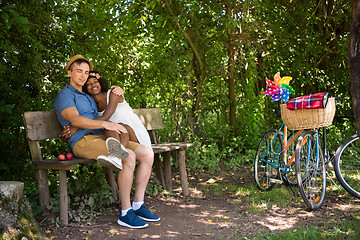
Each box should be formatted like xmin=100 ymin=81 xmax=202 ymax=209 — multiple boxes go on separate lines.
xmin=261 ymin=122 xmax=303 ymax=173
xmin=301 ymin=128 xmax=328 ymax=171
xmin=305 ymin=130 xmax=320 ymax=172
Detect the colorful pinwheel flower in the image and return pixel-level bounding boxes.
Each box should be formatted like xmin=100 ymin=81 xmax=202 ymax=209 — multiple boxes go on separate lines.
xmin=262 ymin=72 xmax=295 ymax=103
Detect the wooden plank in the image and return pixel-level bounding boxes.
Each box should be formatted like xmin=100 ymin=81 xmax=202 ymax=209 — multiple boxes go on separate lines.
xmin=28 ymin=140 xmax=51 ymax=210
xmin=59 ymin=170 xmax=68 ymax=225
xmin=178 ymin=149 xmax=189 ymax=197
xmin=34 ymin=164 xmax=78 ymax=171
xmin=103 ymin=167 xmax=119 ymax=199
xmin=23 ymin=111 xmax=63 ymax=140
xmin=35 ymin=169 xmax=50 ymax=211
xmin=33 ymin=158 xmax=95 ymax=165
xmin=33 ymin=158 xmax=95 ymax=170
xmin=153 ymin=154 xmax=165 ymax=186
xmin=162 ymin=152 xmax=172 ymax=191
xmin=133 ymin=108 xmax=164 ymax=130
xmin=152 ymin=142 xmax=194 ymax=153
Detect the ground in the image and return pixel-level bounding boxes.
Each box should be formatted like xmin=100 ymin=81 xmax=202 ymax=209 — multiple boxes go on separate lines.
xmin=38 ymin=166 xmax=360 ymax=239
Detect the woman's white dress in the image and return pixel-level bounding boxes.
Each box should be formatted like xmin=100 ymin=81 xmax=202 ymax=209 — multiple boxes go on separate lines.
xmin=98 ymin=90 xmax=152 ymax=149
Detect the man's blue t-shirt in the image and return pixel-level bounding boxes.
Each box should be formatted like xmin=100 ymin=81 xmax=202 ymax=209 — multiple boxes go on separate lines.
xmin=53 ymin=84 xmax=104 ymax=149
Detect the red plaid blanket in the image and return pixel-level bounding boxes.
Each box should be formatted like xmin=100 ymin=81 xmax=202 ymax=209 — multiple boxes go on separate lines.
xmin=286 ymin=92 xmax=329 ymax=111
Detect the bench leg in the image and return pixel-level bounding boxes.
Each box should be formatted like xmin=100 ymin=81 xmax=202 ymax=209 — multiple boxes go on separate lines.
xmin=59 ymin=170 xmax=69 ymax=225
xmin=163 ymin=152 xmax=172 ymax=191
xmin=178 ymin=149 xmax=189 ymax=197
xmin=103 ymin=167 xmax=119 ymax=199
xmin=35 ymin=169 xmax=50 ymax=212
xmin=154 ymin=153 xmax=165 ymax=186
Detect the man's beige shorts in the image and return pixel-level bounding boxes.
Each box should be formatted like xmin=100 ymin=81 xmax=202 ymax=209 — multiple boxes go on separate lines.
xmin=73 ymin=134 xmax=140 ymax=160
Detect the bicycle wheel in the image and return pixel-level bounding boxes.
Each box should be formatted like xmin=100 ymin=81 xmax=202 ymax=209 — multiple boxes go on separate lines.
xmin=295 ymin=130 xmax=326 ymax=210
xmin=254 ymin=130 xmax=283 ymax=191
xmin=334 ymin=133 xmax=360 ymax=198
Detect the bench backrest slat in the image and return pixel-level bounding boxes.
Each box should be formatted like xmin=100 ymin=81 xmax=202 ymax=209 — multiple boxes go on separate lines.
xmin=23 ymin=108 xmax=164 ymax=141
xmin=133 ymin=108 xmax=164 ymax=130
xmin=23 ymin=111 xmax=63 ymax=141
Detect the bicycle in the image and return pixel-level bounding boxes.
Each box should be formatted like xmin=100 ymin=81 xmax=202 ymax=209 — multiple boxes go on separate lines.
xmin=256 ymin=74 xmax=333 ymax=209
xmin=294 ymin=97 xmax=360 ymax=209
xmin=254 ymin=104 xmax=336 ymax=210
xmin=334 ymin=132 xmax=360 ymax=198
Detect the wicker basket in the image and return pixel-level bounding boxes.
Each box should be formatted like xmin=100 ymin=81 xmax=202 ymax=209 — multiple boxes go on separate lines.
xmin=280 ymin=97 xmax=336 ymax=130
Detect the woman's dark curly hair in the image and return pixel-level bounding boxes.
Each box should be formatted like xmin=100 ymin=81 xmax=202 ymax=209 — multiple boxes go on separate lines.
xmin=83 ymin=70 xmax=109 ymax=93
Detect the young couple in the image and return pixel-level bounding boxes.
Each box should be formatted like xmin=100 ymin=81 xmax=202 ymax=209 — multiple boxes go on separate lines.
xmin=53 ymin=55 xmax=159 ymax=229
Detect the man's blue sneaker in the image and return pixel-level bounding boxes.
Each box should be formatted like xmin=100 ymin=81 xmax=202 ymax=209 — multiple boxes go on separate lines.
xmin=117 ymin=209 xmax=148 ymax=229
xmin=134 ymin=204 xmax=160 ymax=222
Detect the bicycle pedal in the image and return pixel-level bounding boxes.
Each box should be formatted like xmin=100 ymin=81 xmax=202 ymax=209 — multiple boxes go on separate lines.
xmin=270 ymin=178 xmax=283 ymax=184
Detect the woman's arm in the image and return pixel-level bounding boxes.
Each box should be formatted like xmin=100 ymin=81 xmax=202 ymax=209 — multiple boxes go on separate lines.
xmin=60 ymin=126 xmax=79 ymax=143
xmin=97 ymin=86 xmax=124 ymax=121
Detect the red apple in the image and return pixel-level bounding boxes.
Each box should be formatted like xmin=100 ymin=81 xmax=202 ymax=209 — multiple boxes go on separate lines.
xmin=57 ymin=154 xmax=66 ymax=161
xmin=65 ymin=153 xmax=73 ymax=160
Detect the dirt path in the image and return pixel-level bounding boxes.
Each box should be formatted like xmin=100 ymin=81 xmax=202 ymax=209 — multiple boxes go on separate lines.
xmin=38 ymin=166 xmax=360 ymax=239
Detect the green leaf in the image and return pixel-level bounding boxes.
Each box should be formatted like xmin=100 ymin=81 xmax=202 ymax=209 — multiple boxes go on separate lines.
xmin=1 ymin=12 xmax=9 ymax=23
xmin=88 ymin=197 xmax=95 ymax=207
xmin=15 ymin=16 xmax=30 ymax=25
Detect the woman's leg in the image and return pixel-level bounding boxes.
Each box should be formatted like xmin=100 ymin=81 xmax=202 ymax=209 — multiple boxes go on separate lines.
xmin=104 ymin=128 xmax=129 ymax=148
xmin=122 ymin=124 xmax=139 ymax=143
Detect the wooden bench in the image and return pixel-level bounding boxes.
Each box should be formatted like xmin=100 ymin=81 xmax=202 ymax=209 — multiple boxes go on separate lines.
xmin=23 ymin=108 xmax=193 ymax=225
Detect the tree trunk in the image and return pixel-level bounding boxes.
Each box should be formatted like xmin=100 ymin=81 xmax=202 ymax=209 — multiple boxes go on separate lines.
xmin=226 ymin=1 xmax=236 ymax=135
xmin=349 ymin=0 xmax=360 ymax=133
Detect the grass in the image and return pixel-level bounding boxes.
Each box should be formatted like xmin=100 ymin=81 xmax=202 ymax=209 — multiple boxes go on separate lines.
xmin=249 ymin=222 xmax=360 ymax=240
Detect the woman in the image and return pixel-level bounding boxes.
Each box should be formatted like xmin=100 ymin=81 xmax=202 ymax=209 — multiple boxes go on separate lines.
xmin=84 ymin=71 xmax=152 ymax=149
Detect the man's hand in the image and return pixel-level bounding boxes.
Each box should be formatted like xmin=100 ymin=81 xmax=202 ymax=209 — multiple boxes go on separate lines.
xmin=111 ymin=85 xmax=124 ymax=96
xmin=103 ymin=121 xmax=128 ymax=134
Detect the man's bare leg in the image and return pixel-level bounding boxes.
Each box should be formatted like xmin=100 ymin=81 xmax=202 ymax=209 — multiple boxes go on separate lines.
xmin=117 ymin=149 xmax=136 ymax=210
xmin=132 ymin=145 xmax=154 ymax=202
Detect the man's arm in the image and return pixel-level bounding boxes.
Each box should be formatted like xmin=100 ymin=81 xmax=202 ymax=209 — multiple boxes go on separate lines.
xmin=61 ymin=107 xmax=127 ymax=134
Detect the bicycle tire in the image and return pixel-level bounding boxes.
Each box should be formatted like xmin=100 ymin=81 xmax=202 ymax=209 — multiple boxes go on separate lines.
xmin=295 ymin=130 xmax=326 ymax=210
xmin=334 ymin=133 xmax=360 ymax=198
xmin=254 ymin=130 xmax=283 ymax=191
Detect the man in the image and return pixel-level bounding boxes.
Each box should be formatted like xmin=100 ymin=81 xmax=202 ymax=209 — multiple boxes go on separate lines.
xmin=53 ymin=55 xmax=160 ymax=229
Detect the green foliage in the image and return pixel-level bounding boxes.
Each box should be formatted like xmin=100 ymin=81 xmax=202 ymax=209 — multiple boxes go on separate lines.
xmin=145 ymin=179 xmax=165 ymax=196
